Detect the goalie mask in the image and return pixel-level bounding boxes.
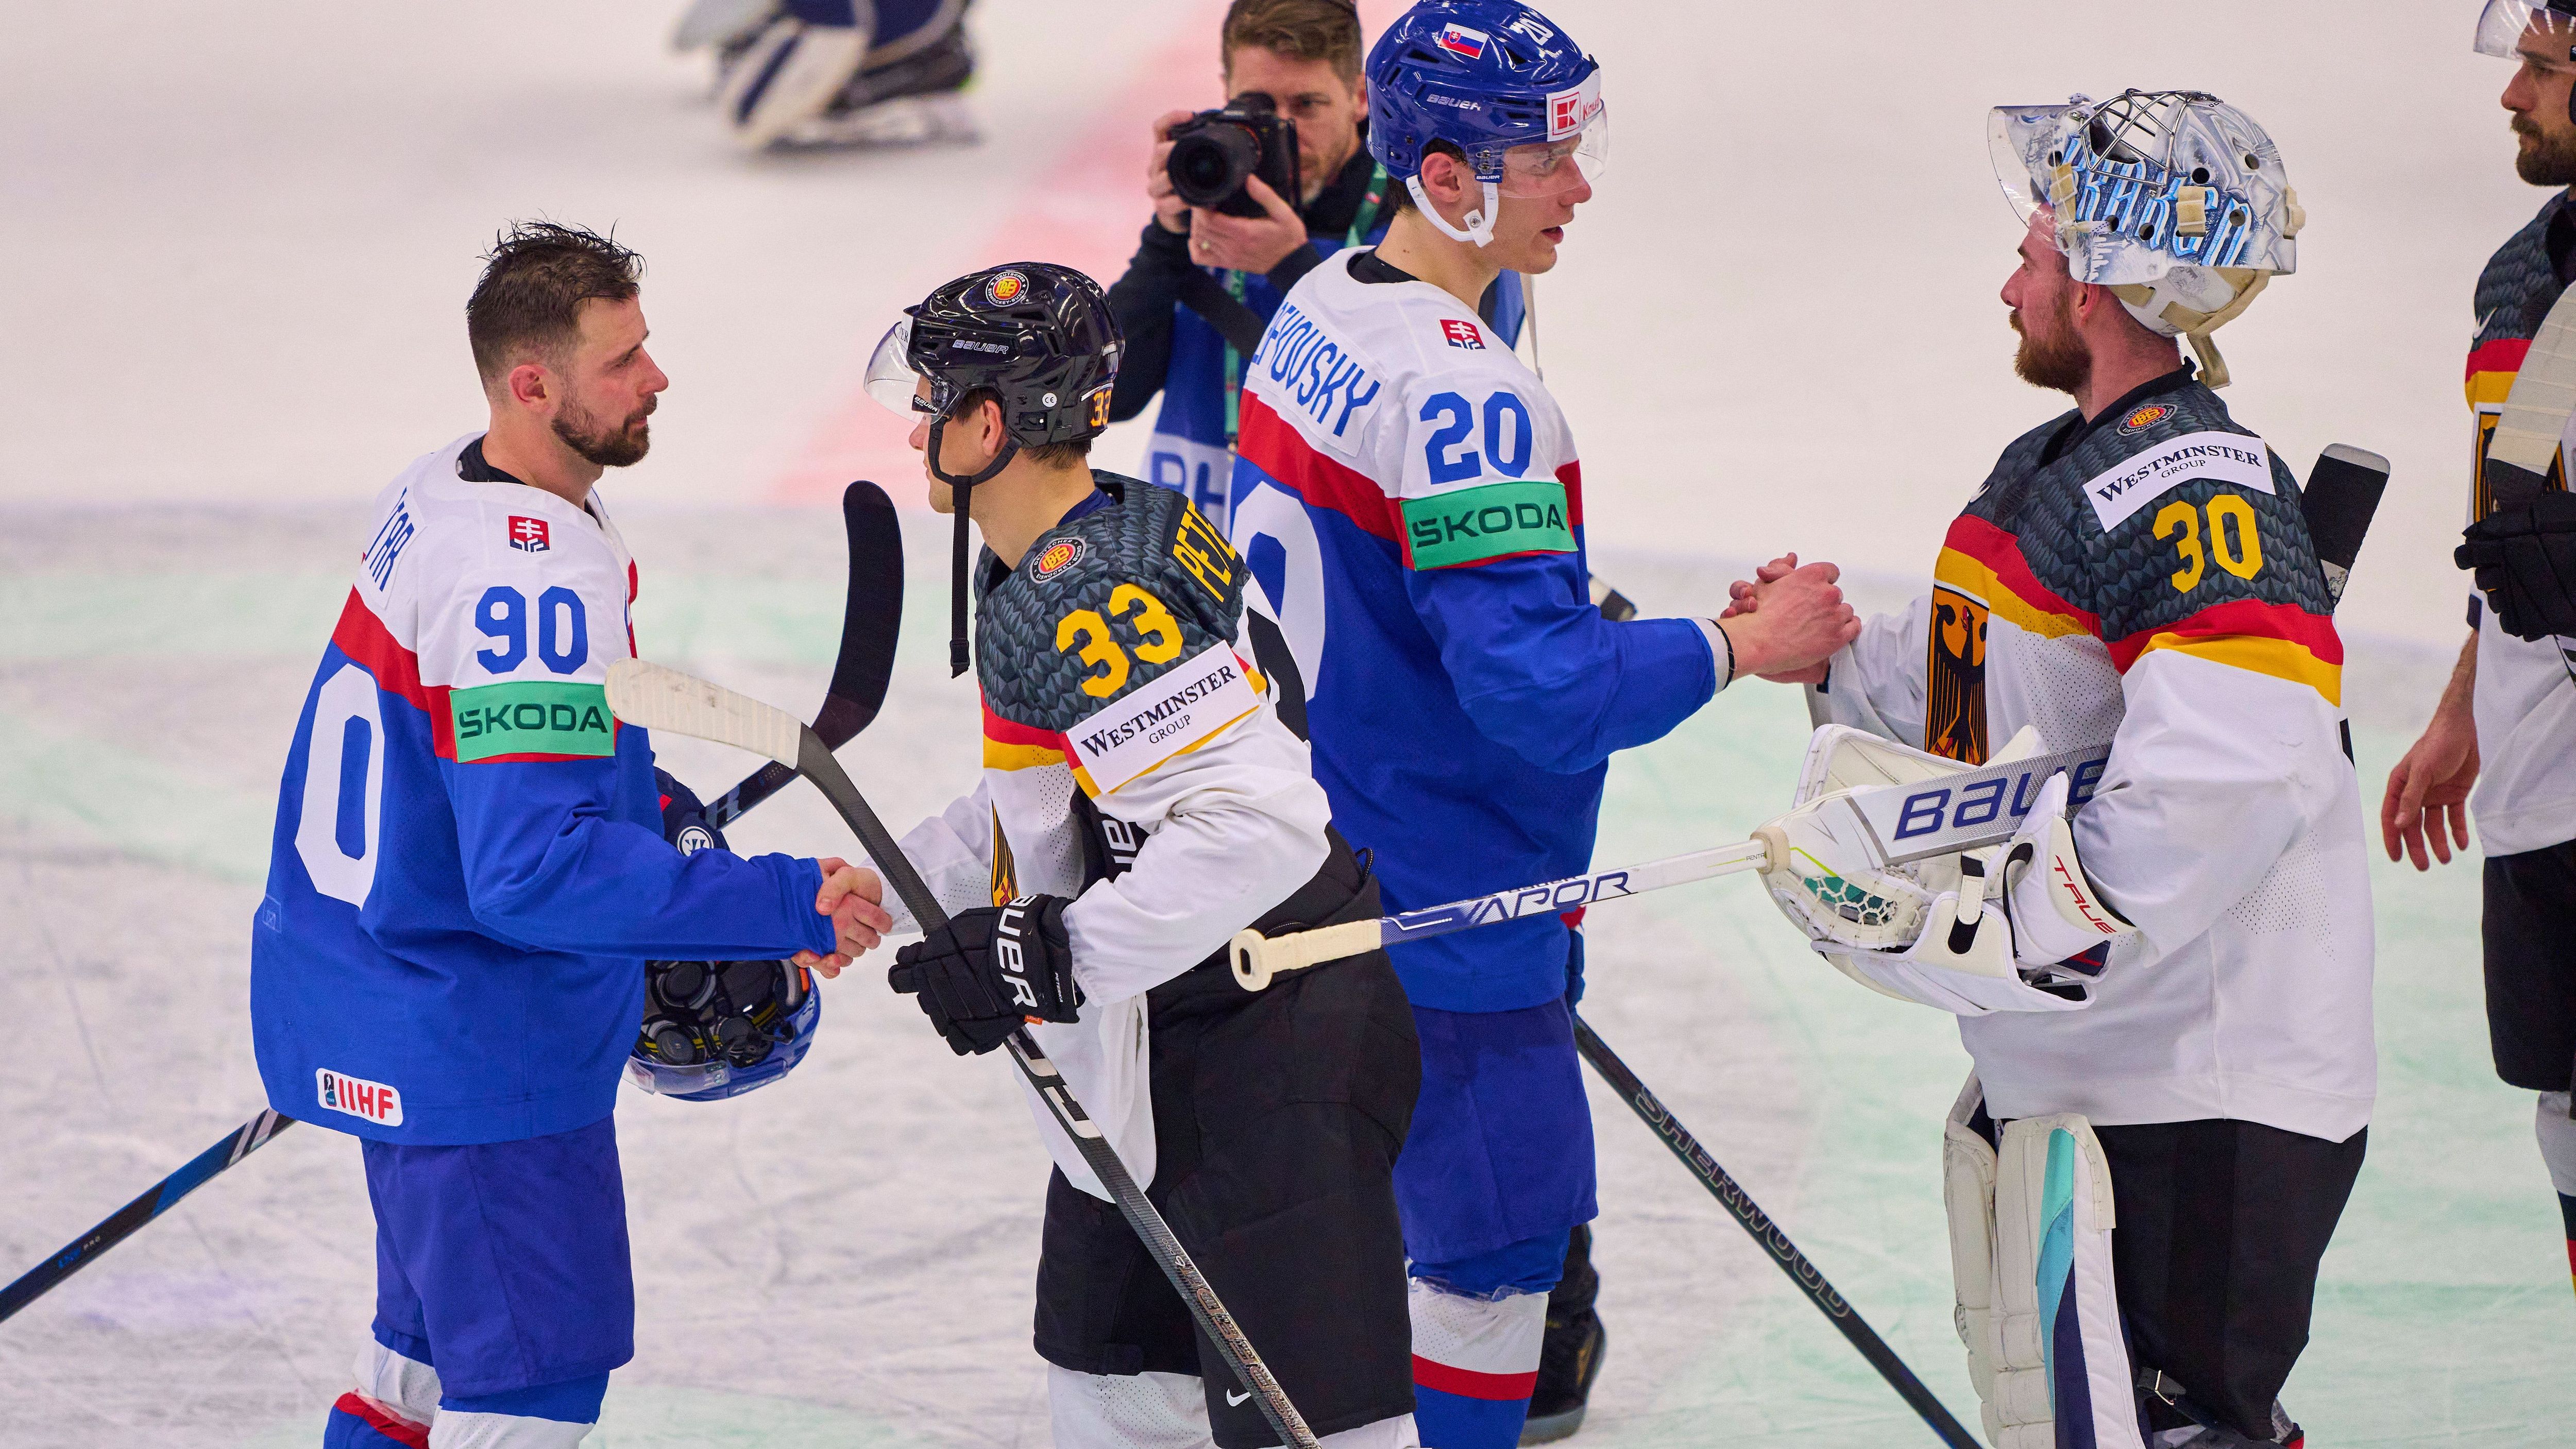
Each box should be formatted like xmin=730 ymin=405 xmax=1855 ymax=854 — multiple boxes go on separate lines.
xmin=1988 ymin=90 xmax=2302 ymax=388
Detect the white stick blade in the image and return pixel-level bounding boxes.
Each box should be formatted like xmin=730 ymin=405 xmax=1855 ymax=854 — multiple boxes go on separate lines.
xmin=604 ymin=659 xmax=804 ymax=766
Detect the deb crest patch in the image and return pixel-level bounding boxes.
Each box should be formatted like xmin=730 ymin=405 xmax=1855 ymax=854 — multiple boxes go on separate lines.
xmin=1031 ymin=536 xmax=1086 ymax=580
xmin=2116 ymin=404 xmax=2176 ymax=436
xmin=507 ymin=516 xmax=551 ymax=553
xmin=1440 ymin=318 xmax=1485 ymax=350
xmin=984 ymin=269 xmax=1029 ymax=306
xmin=316 ymin=1067 xmax=403 ymax=1126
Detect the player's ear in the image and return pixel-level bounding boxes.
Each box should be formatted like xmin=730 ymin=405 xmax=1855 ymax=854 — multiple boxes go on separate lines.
xmin=505 ymin=361 xmax=550 ymax=408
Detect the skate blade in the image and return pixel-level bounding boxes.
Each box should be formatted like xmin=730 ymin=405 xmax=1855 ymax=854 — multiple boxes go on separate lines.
xmin=1518 ymin=1405 xmax=1587 ymax=1445
xmin=781 ymin=93 xmax=980 ymax=149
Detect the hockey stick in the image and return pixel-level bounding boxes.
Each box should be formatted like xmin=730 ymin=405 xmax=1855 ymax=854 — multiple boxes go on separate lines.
xmin=602 ymin=659 xmax=1321 ymax=1449
xmin=704 ymin=480 xmax=906 ymax=827
xmin=2480 ymin=287 xmax=2576 ymax=683
xmin=0 ymin=1111 xmax=293 ymax=1325
xmin=0 ymin=485 xmax=900 ymax=1328
xmin=1572 ymin=1017 xmax=1979 ymax=1447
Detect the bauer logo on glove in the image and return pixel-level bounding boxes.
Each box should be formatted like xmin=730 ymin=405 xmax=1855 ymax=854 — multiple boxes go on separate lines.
xmin=889 ymin=895 xmax=1084 ymax=1055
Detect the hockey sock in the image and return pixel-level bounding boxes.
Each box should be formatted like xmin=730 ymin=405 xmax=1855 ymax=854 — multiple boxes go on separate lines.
xmin=429 ymin=1373 xmax=608 ymax=1448
xmin=2538 ymin=1092 xmax=2576 ymax=1298
xmin=324 ymin=1327 xmax=438 ymax=1449
xmin=1409 ymin=1232 xmax=1569 ymax=1449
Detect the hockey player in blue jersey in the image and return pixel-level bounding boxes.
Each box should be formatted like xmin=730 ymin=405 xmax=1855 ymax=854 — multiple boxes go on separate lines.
xmin=1105 ymin=0 xmax=1524 ymax=537
xmin=253 ymin=222 xmax=891 ymax=1448
xmin=1226 ymin=5 xmax=1859 ymax=1445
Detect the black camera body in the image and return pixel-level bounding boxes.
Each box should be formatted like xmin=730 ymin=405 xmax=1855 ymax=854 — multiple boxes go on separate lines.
xmin=1165 ymin=92 xmax=1301 ymax=219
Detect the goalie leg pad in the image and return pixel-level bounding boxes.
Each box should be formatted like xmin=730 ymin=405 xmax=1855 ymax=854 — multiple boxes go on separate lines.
xmin=717 ymin=5 xmax=874 ymax=149
xmin=1945 ymin=1080 xmax=2146 ymax=1449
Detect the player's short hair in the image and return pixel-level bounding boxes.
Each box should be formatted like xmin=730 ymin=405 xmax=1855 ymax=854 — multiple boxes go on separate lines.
xmin=1221 ymin=0 xmax=1364 ymax=84
xmin=466 ymin=221 xmax=645 ymax=385
xmin=953 ymin=387 xmax=1093 ymax=468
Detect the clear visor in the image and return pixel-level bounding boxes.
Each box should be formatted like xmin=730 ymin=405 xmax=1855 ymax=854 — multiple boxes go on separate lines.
xmin=1988 ymin=103 xmax=2073 ymax=225
xmin=625 ymin=1053 xmax=731 ymax=1098
xmin=2478 ymin=0 xmax=2576 ymax=61
xmin=1476 ymin=109 xmax=1609 ymax=198
xmin=864 ymin=317 xmax=946 ymax=417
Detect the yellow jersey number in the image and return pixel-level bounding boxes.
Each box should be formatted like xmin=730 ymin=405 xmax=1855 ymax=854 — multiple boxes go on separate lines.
xmin=1055 ymin=584 xmax=1187 ymax=698
xmin=2151 ymin=493 xmax=2263 ymax=593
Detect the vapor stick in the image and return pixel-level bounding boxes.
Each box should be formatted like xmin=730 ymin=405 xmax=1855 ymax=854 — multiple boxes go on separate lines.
xmin=0 ymin=1111 xmax=293 ymax=1325
xmin=1573 ymin=1017 xmax=1978 ymax=1448
xmin=603 ymin=659 xmax=1320 ymax=1449
xmin=705 ymin=480 xmax=905 ymax=826
xmin=0 ymin=484 xmax=901 ymax=1328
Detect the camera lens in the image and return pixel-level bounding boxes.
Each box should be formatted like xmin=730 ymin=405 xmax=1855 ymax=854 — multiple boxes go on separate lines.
xmin=1169 ymin=123 xmax=1262 ymax=209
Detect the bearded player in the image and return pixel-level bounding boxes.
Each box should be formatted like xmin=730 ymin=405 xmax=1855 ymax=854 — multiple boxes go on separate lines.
xmin=1224 ymin=5 xmax=1858 ymax=1446
xmin=2385 ymin=0 xmax=2576 ymax=1305
xmin=856 ymin=263 xmax=1424 ymax=1449
xmin=1736 ymin=92 xmax=2370 ymax=1448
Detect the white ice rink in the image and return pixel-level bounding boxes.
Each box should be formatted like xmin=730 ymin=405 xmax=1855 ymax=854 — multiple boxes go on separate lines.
xmin=2 ymin=2 xmax=2566 ymax=1444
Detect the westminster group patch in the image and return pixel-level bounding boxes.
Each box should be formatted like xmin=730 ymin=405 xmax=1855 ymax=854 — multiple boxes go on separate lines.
xmin=1064 ymin=642 xmax=1257 ymax=795
xmin=2082 ymin=431 xmax=2273 ymax=532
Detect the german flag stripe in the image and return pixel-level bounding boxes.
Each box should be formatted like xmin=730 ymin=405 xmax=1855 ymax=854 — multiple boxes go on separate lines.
xmin=2108 ymin=596 xmax=2344 ymax=706
xmin=982 ymin=697 xmax=1067 ymax=772
xmin=1933 ymin=515 xmax=2098 ymax=641
xmin=2467 ymin=337 xmax=2532 ymax=404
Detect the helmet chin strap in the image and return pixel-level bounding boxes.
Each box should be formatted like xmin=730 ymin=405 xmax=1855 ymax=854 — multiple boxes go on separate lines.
xmin=926 ymin=413 xmax=1021 ymax=678
xmin=1404 ymin=174 xmax=1500 ymax=247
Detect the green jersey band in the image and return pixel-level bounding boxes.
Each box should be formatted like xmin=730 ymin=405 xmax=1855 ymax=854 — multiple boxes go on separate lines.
xmin=1402 ymin=480 xmax=1575 ymax=569
xmin=450 ymin=680 xmax=615 ymax=761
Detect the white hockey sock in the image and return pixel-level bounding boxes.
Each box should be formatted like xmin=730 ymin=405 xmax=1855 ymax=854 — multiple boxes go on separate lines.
xmin=425 ymin=1413 xmax=595 ymax=1448
xmin=1048 ymin=1366 xmax=1211 ymax=1449
xmin=345 ymin=1336 xmax=439 ymax=1436
xmin=1406 ymin=1276 xmax=1547 ymax=1400
xmin=2535 ymin=1092 xmax=2576 ymax=1197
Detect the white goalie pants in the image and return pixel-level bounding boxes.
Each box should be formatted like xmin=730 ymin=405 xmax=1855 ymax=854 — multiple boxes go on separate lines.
xmin=1944 ymin=1076 xmax=2142 ymax=1449
xmin=1047 ymin=1366 xmax=1420 ymax=1449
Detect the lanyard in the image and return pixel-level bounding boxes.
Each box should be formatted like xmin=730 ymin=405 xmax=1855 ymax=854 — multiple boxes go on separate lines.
xmin=1221 ymin=162 xmax=1388 ymax=447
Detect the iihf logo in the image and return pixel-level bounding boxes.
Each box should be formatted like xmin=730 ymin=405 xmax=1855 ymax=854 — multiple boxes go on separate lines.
xmin=315 ymin=1067 xmax=404 ymax=1126
xmin=507 ymin=516 xmax=551 ymax=553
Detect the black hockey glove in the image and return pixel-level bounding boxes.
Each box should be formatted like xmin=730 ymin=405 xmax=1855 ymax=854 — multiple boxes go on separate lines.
xmin=2456 ymin=490 xmax=2576 ymax=641
xmin=655 ymin=769 xmax=728 ymax=856
xmin=888 ymin=895 xmax=1083 ymax=1055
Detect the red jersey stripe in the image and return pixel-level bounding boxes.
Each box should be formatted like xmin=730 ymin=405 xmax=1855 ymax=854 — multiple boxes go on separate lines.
xmin=2105 ymin=595 xmax=2344 ymax=673
xmin=1235 ymin=392 xmax=1404 ymax=543
xmin=1942 ymin=516 xmax=2099 ymax=632
xmin=329 ymin=589 xmax=457 ymax=759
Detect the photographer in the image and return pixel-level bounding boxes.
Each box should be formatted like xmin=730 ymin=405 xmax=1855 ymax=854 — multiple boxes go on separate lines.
xmin=1106 ymin=0 xmax=1523 ymax=533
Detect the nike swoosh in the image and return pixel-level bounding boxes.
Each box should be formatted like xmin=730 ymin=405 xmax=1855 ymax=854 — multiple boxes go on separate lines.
xmin=1226 ymin=1390 xmax=1251 ymax=1407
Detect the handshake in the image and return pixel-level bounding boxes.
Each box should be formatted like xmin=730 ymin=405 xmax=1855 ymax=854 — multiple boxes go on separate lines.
xmin=1713 ymin=553 xmax=1862 ymax=685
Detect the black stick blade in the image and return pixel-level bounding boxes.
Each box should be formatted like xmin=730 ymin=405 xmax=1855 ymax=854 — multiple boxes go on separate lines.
xmin=2302 ymin=445 xmax=2390 ymax=608
xmin=818 ymin=481 xmax=904 ymax=744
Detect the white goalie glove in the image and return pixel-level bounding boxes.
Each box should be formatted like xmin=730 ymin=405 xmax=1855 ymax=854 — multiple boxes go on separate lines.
xmin=1760 ymin=728 xmax=2134 ymax=1016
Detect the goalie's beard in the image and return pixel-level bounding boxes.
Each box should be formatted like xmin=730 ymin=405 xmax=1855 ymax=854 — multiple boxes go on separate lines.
xmin=926 ymin=412 xmax=1020 ymax=678
xmin=2010 ymin=289 xmax=2091 ymax=398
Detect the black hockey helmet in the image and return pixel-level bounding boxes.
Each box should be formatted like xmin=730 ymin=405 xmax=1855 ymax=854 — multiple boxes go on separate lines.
xmin=867 ymin=263 xmax=1122 ymax=674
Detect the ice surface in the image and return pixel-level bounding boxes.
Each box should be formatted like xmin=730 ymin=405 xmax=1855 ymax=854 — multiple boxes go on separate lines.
xmin=1 ymin=2 xmax=2565 ymax=1445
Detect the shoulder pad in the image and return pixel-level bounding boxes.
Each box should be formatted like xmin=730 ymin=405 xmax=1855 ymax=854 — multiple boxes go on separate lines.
xmin=975 ymin=479 xmax=1248 ymax=733
xmin=2018 ymin=396 xmax=2331 ymax=640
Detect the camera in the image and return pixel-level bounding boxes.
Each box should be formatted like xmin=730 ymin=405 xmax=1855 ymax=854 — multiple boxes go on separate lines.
xmin=1165 ymin=92 xmax=1301 ymax=219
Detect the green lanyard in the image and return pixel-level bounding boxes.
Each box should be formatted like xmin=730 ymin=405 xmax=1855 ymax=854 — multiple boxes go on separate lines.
xmin=1221 ymin=161 xmax=1388 ymax=447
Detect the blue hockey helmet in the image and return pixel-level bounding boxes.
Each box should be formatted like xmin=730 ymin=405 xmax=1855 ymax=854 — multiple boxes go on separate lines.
xmin=1365 ymin=0 xmax=1607 ymax=246
xmin=630 ymin=957 xmax=822 ymax=1102
xmin=627 ymin=771 xmax=823 ymax=1101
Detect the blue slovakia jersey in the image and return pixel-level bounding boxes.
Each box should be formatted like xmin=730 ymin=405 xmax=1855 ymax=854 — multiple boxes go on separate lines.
xmin=1228 ymin=255 xmax=1715 ymax=1012
xmin=250 ymin=437 xmax=835 ymax=1146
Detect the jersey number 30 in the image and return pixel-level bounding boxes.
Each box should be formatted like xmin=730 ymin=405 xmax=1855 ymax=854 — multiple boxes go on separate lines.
xmin=2153 ymin=495 xmax=2263 ymax=593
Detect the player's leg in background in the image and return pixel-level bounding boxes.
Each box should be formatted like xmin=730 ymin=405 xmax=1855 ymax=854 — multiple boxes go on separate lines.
xmin=2483 ymin=838 xmax=2576 ymax=1300
xmin=320 ymin=1226 xmax=439 ymax=1448
xmin=1398 ymin=986 xmax=1598 ymax=1449
xmin=717 ymin=0 xmax=876 ymax=149
xmin=2093 ymin=1119 xmax=2367 ymax=1445
xmin=1521 ymin=1223 xmax=1605 ymax=1445
xmin=351 ymin=1118 xmax=636 ymax=1448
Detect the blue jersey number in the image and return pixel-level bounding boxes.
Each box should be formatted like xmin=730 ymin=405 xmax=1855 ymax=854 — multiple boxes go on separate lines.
xmin=474 ymin=586 xmax=589 ymax=676
xmin=1420 ymin=390 xmax=1533 ymax=484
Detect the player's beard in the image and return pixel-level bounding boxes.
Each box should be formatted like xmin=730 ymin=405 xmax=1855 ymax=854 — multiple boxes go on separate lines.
xmin=2011 ymin=292 xmax=2090 ymax=397
xmin=555 ymin=393 xmax=655 ymax=469
xmin=2513 ymin=112 xmax=2576 ymax=187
